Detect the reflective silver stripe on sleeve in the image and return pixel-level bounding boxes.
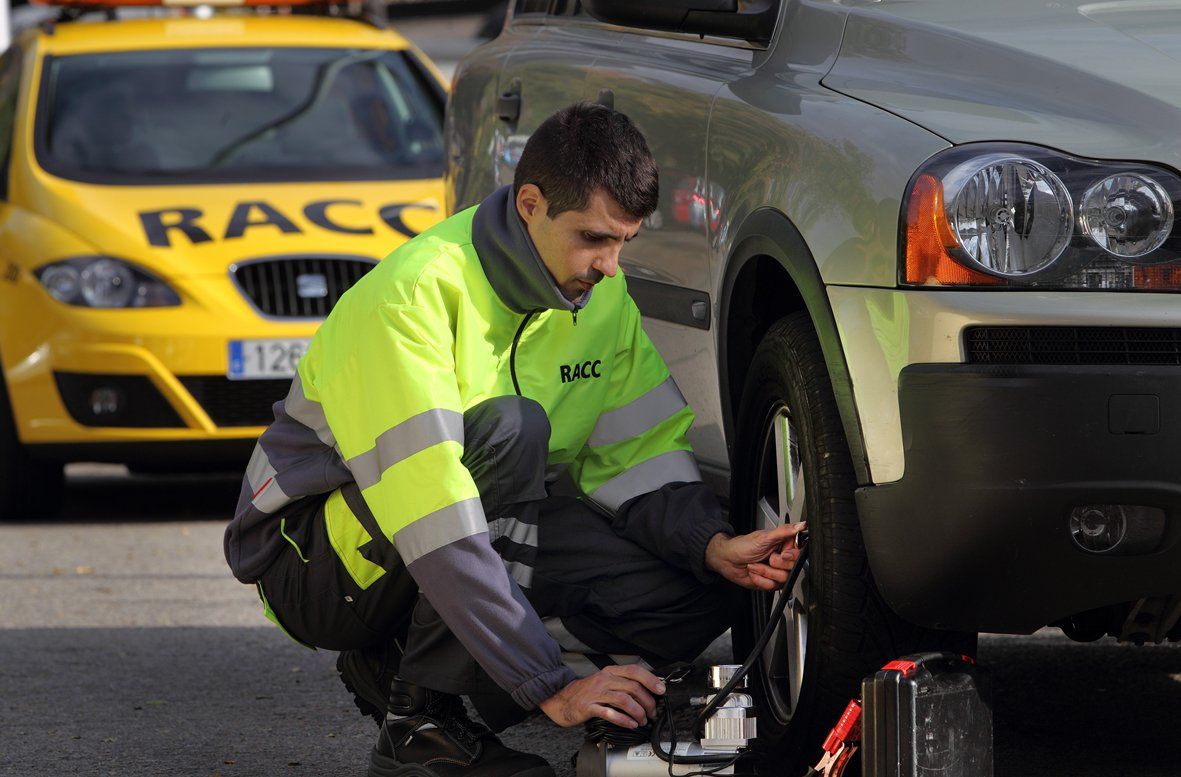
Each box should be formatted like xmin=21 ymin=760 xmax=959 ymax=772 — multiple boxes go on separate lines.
xmin=588 ymin=450 xmax=702 ymax=512
xmin=253 ymin=479 xmax=293 ymax=514
xmin=246 ymin=444 xmax=294 ymax=514
xmin=245 ymin=443 xmax=275 ymax=494
xmin=487 ymin=516 xmax=539 ymax=548
xmin=284 ymin=373 xmax=335 ymax=447
xmin=347 ymin=408 xmax=465 ymax=490
xmin=587 ymin=377 xmax=688 ymax=448
xmin=504 ymin=559 xmax=534 ymax=589
xmin=392 ymin=497 xmax=486 ymax=565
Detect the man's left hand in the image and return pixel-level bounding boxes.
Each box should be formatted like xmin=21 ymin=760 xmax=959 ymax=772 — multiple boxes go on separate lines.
xmin=705 ymin=522 xmax=806 ymax=591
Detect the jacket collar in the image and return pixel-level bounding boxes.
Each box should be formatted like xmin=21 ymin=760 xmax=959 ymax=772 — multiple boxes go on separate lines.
xmin=471 ymin=184 xmax=591 ymax=315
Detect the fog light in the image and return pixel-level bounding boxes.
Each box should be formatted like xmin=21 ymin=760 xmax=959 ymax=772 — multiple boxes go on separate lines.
xmin=1069 ymin=505 xmax=1166 ymax=555
xmin=89 ymin=387 xmax=122 ymax=417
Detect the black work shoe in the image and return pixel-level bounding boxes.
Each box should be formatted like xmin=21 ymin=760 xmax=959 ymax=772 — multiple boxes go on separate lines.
xmin=337 ymin=642 xmax=403 ymax=726
xmin=368 ymin=680 xmax=554 ymax=777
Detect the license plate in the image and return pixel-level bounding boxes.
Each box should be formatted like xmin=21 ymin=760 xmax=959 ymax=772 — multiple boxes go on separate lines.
xmin=228 ymin=338 xmax=310 ymax=380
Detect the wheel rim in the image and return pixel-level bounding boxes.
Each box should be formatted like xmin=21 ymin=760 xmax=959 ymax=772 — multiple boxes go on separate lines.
xmin=752 ymin=402 xmax=808 ymax=726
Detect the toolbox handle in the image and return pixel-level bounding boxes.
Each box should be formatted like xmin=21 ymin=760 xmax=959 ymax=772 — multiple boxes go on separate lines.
xmin=881 ymin=651 xmax=975 ymax=677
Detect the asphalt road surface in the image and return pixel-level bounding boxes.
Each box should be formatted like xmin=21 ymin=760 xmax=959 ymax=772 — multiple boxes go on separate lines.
xmin=1 ymin=466 xmax=1178 ymax=777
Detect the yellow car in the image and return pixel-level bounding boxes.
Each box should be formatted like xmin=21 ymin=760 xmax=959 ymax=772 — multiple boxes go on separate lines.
xmin=0 ymin=3 xmax=448 ymax=518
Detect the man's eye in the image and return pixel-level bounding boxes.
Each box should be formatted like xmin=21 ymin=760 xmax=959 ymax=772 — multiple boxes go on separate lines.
xmin=582 ymin=232 xmax=604 ymax=243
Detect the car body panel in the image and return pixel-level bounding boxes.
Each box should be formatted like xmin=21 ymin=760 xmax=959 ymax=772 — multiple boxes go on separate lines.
xmin=588 ymin=33 xmax=747 ymax=468
xmin=444 ymin=28 xmax=523 ymax=215
xmin=824 ymin=0 xmax=1181 ymax=164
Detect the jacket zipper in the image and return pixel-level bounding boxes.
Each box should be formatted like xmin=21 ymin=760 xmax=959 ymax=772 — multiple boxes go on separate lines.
xmin=510 ymin=310 xmax=538 ymax=395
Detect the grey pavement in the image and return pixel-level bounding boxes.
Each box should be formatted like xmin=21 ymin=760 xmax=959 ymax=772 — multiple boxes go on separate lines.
xmin=1 ymin=467 xmax=1179 ymax=776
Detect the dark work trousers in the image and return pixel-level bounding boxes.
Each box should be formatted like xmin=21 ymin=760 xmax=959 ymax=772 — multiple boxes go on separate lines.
xmin=258 ymin=396 xmax=730 ymax=730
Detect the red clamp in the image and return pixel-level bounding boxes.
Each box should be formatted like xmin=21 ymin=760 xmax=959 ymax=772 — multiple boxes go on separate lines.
xmin=808 ymin=699 xmax=862 ymax=777
xmin=821 ymin=699 xmax=863 ymax=754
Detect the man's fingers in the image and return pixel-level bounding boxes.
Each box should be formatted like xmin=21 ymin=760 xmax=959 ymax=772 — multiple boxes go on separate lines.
xmin=606 ymin=677 xmax=657 ymax=718
xmin=603 ymin=690 xmax=648 ymax=725
xmin=589 ymin=703 xmax=638 ymax=729
xmin=746 ymin=568 xmax=779 ymax=591
xmin=610 ymin=664 xmax=666 ymax=696
xmin=747 ymin=562 xmax=788 ymax=585
xmin=766 ymin=550 xmax=799 ymax=570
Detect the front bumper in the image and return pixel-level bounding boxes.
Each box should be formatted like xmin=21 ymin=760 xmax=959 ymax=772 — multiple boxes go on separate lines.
xmin=856 ymin=363 xmax=1181 ymax=634
xmin=3 ymin=290 xmax=314 ymax=451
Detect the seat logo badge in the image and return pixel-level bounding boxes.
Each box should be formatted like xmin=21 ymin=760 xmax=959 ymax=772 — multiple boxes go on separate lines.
xmin=560 ymin=360 xmax=602 ymax=383
xmin=296 ymin=273 xmax=329 ymax=299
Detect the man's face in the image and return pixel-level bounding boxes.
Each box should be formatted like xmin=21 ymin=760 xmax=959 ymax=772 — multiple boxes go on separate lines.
xmin=516 ymin=184 xmax=643 ymax=303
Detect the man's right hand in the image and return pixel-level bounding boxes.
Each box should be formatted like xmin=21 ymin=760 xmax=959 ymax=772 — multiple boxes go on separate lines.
xmin=539 ymin=665 xmax=666 ymax=729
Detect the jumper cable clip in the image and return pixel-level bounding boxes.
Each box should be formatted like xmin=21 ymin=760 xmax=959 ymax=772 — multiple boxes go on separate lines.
xmin=804 ymin=699 xmax=862 ymax=777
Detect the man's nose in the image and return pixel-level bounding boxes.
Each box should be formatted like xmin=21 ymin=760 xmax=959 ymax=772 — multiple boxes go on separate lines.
xmin=594 ymin=248 xmax=621 ymax=278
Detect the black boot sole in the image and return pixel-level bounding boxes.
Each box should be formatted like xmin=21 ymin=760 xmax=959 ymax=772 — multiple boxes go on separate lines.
xmin=368 ymin=748 xmax=438 ymax=777
xmin=368 ymin=748 xmax=555 ymax=777
xmin=337 ymin=651 xmax=387 ymax=727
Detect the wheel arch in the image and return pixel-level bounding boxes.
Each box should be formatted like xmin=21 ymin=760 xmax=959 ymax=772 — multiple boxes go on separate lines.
xmin=718 ymin=207 xmax=871 ymax=486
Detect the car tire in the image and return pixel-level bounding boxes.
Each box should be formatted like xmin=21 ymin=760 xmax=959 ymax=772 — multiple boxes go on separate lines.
xmin=0 ymin=372 xmax=64 ymax=521
xmin=730 ymin=312 xmax=974 ymax=775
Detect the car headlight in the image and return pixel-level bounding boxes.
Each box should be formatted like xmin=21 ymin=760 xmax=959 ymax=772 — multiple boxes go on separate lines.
xmin=1079 ymin=173 xmax=1173 ymax=258
xmin=902 ymin=143 xmax=1181 ymax=290
xmin=34 ymin=257 xmax=181 ymax=308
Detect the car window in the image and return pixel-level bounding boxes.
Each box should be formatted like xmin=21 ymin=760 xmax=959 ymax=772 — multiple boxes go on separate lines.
xmin=0 ymin=46 xmax=22 ymax=199
xmin=35 ymin=47 xmax=445 ymax=185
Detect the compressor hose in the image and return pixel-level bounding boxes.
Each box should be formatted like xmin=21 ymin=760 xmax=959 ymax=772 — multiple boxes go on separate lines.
xmin=649 ymin=539 xmax=811 ymax=765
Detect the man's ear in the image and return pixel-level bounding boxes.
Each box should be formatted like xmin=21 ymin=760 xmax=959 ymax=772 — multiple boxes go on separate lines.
xmin=515 ymin=183 xmax=547 ymax=225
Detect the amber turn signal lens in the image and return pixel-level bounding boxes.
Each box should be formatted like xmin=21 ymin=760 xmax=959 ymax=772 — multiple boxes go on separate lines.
xmin=1133 ymin=264 xmax=1181 ymax=289
xmin=904 ymin=175 xmax=1005 ymax=287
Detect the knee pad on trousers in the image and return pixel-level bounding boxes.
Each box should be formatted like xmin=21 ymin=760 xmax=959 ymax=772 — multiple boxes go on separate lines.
xmin=461 ymin=396 xmax=550 ymax=510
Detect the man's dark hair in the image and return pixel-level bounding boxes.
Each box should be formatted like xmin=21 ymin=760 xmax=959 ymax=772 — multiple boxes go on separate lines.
xmin=513 ymin=102 xmax=659 ymax=220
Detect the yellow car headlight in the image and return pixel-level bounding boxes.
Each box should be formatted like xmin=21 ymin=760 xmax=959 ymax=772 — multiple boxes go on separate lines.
xmin=34 ymin=257 xmax=181 ymax=308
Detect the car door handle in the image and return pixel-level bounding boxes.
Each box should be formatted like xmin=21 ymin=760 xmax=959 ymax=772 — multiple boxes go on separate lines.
xmin=497 ymin=80 xmax=522 ymax=123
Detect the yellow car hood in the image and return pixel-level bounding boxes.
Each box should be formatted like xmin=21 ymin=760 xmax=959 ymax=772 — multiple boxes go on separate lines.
xmin=25 ymin=174 xmax=446 ymax=277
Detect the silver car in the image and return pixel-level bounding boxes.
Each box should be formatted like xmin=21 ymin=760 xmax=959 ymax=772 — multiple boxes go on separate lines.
xmin=447 ymin=0 xmax=1181 ymax=768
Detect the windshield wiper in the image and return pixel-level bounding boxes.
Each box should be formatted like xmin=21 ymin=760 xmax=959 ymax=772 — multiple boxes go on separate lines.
xmin=205 ymin=49 xmax=385 ymax=169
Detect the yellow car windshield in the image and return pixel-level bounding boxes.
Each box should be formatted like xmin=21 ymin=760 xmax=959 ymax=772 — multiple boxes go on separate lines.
xmin=36 ymin=46 xmax=445 ymax=184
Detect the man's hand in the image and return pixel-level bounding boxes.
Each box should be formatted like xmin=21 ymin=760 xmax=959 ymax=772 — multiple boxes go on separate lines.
xmin=705 ymin=522 xmax=806 ymax=591
xmin=539 ymin=665 xmax=666 ymax=729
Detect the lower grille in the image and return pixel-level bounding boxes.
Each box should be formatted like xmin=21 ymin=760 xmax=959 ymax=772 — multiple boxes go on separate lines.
xmin=965 ymin=326 xmax=1181 ymax=365
xmin=180 ymin=376 xmax=290 ymax=427
xmin=54 ymin=372 xmax=184 ymax=428
xmin=232 ymin=256 xmax=377 ymax=319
